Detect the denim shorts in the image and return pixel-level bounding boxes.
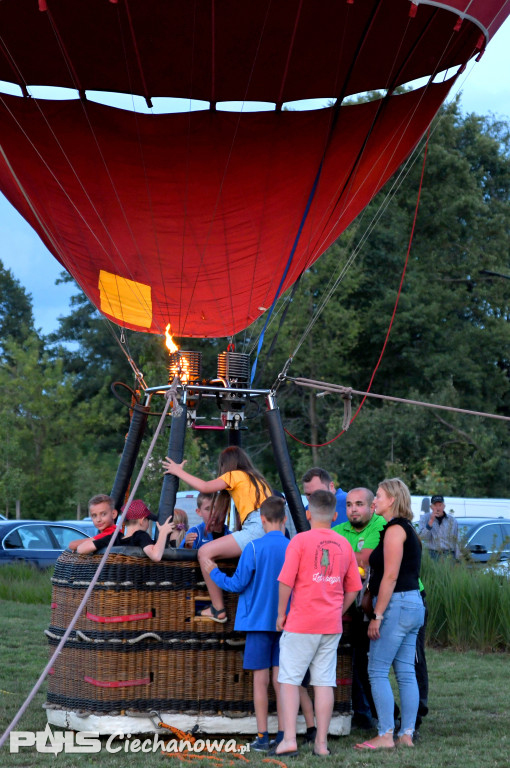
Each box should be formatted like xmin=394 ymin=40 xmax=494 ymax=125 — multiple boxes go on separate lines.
xmin=231 ymin=510 xmax=264 ymax=551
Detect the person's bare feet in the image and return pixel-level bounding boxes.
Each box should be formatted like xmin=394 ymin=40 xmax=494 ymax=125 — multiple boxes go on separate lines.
xmin=313 ymin=739 xmax=331 ymax=756
xmin=396 ymin=734 xmax=414 ymax=747
xmin=354 ymin=734 xmax=395 ymax=750
xmin=274 ymin=737 xmax=298 ymax=756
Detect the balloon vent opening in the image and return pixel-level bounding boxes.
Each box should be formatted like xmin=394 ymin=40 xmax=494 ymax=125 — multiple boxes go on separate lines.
xmin=217 ymin=352 xmax=251 ymax=387
xmin=168 ymin=351 xmax=202 ymax=385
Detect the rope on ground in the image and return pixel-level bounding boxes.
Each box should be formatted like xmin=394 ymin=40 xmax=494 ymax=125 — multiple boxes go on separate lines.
xmin=292 ymin=376 xmax=510 ymax=423
xmin=0 ymin=389 xmax=176 ymax=750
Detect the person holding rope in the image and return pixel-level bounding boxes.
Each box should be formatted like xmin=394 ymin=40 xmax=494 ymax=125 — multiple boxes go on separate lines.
xmin=163 ymin=446 xmax=272 ymax=623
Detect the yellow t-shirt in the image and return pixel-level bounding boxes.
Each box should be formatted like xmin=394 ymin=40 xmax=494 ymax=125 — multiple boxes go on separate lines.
xmin=220 ymin=470 xmax=271 ymax=524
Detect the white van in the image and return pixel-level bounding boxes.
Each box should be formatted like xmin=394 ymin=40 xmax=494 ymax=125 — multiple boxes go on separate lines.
xmin=411 ymin=496 xmax=510 ymax=524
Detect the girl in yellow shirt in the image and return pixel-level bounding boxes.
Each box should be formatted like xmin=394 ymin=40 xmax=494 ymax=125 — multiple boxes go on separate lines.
xmin=163 ymin=446 xmax=271 ymax=622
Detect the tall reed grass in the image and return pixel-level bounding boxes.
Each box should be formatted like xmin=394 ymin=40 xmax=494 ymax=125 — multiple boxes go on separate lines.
xmin=421 ymin=553 xmax=510 ymax=651
xmin=0 ymin=562 xmax=53 ymax=604
xmin=1 ymin=559 xmax=509 ymax=651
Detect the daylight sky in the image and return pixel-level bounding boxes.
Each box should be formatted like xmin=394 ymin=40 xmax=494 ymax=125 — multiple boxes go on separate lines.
xmin=1 ymin=18 xmax=510 ymax=335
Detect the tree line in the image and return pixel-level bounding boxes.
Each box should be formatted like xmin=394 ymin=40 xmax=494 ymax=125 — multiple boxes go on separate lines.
xmin=1 ymin=101 xmax=509 ymax=519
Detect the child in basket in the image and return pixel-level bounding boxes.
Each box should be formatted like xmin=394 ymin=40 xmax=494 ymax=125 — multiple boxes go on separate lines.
xmin=180 ymin=493 xmax=230 ymax=549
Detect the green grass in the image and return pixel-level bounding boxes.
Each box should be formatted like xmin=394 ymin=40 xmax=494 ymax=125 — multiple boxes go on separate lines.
xmin=0 ymin=563 xmax=53 ymax=605
xmin=1 ymin=595 xmax=510 ymax=768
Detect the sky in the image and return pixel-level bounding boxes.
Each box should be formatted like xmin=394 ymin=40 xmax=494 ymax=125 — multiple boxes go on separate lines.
xmin=1 ymin=18 xmax=510 ymax=336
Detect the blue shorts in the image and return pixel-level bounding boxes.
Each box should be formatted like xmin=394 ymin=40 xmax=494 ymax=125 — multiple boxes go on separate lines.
xmin=243 ymin=631 xmax=281 ymax=670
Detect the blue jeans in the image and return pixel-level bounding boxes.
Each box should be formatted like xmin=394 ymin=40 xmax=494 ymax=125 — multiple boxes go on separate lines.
xmin=368 ymin=590 xmax=425 ymax=737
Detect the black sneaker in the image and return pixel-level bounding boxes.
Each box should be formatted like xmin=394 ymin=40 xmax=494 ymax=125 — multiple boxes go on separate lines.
xmin=302 ymin=727 xmax=317 ymax=744
xmin=250 ymin=735 xmax=270 ymax=752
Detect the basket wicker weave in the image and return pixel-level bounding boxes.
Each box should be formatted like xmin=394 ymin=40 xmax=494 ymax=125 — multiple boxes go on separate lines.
xmin=46 ymin=550 xmax=353 ymax=723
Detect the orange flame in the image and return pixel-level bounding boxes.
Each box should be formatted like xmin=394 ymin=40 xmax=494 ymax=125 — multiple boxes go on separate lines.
xmin=165 ymin=323 xmax=191 ymax=384
xmin=179 ymin=356 xmax=191 ymax=384
xmin=165 ymin=323 xmax=179 ymax=353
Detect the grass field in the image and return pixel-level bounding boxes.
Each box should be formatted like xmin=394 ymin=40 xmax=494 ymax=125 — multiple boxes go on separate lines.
xmin=1 ymin=593 xmax=509 ymax=768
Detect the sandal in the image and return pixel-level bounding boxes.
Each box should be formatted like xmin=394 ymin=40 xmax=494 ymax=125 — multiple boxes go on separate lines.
xmin=200 ymin=605 xmax=228 ymax=623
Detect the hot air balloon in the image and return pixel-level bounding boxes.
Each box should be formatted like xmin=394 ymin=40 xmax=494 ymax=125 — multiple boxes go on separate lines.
xmin=0 ymin=0 xmax=508 ymax=340
xmin=1 ymin=0 xmax=509 ymax=742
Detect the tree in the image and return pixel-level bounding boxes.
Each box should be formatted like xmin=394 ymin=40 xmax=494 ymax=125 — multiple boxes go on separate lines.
xmin=254 ymin=103 xmax=510 ymax=497
xmin=0 ymin=260 xmax=35 ymax=359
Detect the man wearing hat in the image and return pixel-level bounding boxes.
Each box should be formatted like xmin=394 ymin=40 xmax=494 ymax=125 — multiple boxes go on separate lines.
xmin=418 ymin=495 xmax=460 ymax=560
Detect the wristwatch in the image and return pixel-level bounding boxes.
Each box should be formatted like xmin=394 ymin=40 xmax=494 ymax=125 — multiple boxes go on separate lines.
xmin=370 ymin=613 xmax=384 ymax=621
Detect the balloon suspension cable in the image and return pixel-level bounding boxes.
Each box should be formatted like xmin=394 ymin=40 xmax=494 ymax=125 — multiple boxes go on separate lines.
xmin=282 ymin=128 xmax=431 ymax=448
xmin=0 ymin=389 xmax=175 ymax=750
xmin=104 ymin=319 xmax=148 ymax=391
xmin=272 ymin=356 xmax=294 ymax=395
xmin=250 ymin=159 xmax=325 ymax=387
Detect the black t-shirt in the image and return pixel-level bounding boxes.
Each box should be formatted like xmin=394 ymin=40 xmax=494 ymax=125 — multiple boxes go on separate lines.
xmin=368 ymin=517 xmax=421 ymax=596
xmin=94 ymin=529 xmax=154 ymax=552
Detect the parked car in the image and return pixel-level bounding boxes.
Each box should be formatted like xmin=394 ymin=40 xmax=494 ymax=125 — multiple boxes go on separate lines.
xmin=0 ymin=520 xmax=95 ymax=568
xmin=457 ymin=517 xmax=510 ymax=563
xmin=57 ymin=518 xmax=98 ymax=537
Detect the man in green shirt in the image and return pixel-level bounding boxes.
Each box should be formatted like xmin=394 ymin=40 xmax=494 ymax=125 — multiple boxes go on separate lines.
xmin=333 ymin=487 xmax=384 ymax=729
xmin=333 ymin=487 xmax=386 ymax=572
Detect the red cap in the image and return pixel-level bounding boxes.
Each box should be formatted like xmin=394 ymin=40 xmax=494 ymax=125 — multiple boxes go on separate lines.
xmin=121 ymin=499 xmax=157 ymax=521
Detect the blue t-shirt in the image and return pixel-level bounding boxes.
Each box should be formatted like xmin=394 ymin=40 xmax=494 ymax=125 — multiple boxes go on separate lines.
xmin=305 ymin=487 xmax=348 ymax=526
xmin=178 ymin=521 xmax=230 ymax=550
xmin=335 ymin=488 xmax=348 ymax=525
xmin=210 ymin=530 xmax=289 ymax=631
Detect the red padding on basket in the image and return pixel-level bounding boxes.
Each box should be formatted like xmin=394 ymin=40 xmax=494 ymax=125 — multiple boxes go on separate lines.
xmin=84 ymin=675 xmax=151 ymax=688
xmin=50 ymin=602 xmax=57 ymax=609
xmin=86 ymin=611 xmax=152 ymax=623
xmin=337 ymin=678 xmax=352 ymax=686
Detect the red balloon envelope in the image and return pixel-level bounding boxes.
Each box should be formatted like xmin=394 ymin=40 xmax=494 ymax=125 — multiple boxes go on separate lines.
xmin=0 ymin=0 xmax=508 ymax=337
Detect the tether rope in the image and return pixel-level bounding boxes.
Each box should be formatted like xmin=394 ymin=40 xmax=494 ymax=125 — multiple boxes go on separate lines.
xmin=0 ymin=386 xmax=177 ymax=750
xmin=291 ymin=376 xmax=510 ymax=423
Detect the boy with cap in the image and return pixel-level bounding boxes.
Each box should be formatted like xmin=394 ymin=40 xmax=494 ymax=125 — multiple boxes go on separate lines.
xmin=418 ymin=494 xmax=460 ymax=559
xmin=76 ymin=498 xmax=175 ymax=561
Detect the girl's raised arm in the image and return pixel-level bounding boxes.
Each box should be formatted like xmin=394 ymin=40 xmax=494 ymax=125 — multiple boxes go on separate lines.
xmin=162 ymin=458 xmax=228 ymax=493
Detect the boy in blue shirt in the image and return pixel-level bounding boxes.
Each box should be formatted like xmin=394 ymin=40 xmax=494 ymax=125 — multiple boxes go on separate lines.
xmin=179 ymin=492 xmax=230 ymax=549
xmin=202 ymin=495 xmax=289 ymax=751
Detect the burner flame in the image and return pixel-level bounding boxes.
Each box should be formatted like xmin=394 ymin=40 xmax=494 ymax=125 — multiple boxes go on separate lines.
xmin=164 ymin=323 xmax=179 ymax=353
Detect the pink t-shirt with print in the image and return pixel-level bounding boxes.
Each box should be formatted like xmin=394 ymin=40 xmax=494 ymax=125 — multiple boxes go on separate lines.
xmin=278 ymin=528 xmax=362 ymax=634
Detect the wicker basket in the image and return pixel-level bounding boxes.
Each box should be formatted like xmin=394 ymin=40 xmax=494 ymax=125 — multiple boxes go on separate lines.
xmin=46 ymin=550 xmax=353 ymax=729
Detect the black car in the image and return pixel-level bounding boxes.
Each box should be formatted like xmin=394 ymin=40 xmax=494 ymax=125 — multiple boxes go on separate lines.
xmin=456 ymin=517 xmax=510 ymax=563
xmin=0 ymin=520 xmax=94 ymax=568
